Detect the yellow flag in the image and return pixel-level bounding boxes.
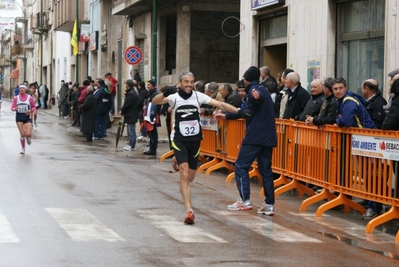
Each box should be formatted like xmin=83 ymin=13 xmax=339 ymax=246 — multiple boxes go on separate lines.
xmin=71 ymin=20 xmax=78 ymax=56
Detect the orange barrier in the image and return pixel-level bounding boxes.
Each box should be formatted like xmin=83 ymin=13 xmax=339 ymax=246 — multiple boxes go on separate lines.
xmin=199 ymin=118 xmax=399 ymax=242
xmin=160 ymin=115 xmax=399 ymax=241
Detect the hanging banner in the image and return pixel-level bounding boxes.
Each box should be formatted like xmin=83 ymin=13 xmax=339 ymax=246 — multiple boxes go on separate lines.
xmin=80 ymin=24 xmax=90 ymax=42
xmin=0 ymin=17 xmax=15 ymax=30
xmin=0 ymin=0 xmax=16 ymax=10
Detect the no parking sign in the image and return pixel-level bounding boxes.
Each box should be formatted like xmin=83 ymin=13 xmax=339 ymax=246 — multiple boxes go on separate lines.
xmin=124 ymin=46 xmax=143 ymax=65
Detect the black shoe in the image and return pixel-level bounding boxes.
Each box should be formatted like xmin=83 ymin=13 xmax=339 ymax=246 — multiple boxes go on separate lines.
xmin=83 ymin=139 xmax=92 ymax=142
xmin=143 ymin=150 xmax=156 ymax=155
xmin=71 ymin=123 xmax=76 ymax=126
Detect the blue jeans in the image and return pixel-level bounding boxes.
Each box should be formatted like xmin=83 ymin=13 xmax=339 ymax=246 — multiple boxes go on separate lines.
xmin=94 ymin=113 xmax=107 ymax=138
xmin=127 ymin=123 xmax=137 ymax=148
xmin=234 ymin=144 xmax=275 ymax=204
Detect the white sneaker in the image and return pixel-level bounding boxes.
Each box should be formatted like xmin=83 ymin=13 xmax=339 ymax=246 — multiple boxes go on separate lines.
xmin=124 ymin=145 xmax=133 ymax=151
xmin=20 ymin=148 xmax=25 ymax=154
xmin=34 ymin=121 xmax=38 ymax=127
xmin=137 ymin=136 xmax=144 ymax=141
xmin=227 ymin=198 xmax=252 ymax=211
xmin=27 ymin=138 xmax=32 ymax=145
xmin=257 ymin=204 xmax=275 ymax=216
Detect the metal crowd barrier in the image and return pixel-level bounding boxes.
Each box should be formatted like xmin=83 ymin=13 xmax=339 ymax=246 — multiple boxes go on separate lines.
xmin=160 ymin=116 xmax=399 ymax=241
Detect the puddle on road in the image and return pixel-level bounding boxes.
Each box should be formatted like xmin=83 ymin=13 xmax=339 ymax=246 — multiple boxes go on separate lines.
xmin=320 ymin=232 xmax=399 ymax=261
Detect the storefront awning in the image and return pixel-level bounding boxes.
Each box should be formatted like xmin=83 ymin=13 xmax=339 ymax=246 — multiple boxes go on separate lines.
xmin=10 ymin=68 xmax=19 ymax=79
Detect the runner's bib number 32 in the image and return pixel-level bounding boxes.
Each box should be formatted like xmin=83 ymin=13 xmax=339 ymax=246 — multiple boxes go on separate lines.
xmin=179 ymin=120 xmax=200 ymax=136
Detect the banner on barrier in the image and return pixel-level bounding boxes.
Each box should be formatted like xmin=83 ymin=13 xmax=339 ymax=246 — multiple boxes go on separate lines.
xmin=351 ymin=134 xmax=399 ymax=160
xmin=200 ymin=116 xmax=217 ymax=131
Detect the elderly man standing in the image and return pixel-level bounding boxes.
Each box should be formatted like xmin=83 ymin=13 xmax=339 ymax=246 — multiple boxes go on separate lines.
xmin=299 ymin=79 xmax=324 ymax=121
xmin=260 ymin=66 xmax=277 ymax=86
xmin=361 ymin=79 xmax=387 ymax=129
xmin=218 ymin=83 xmax=242 ymax=108
xmin=306 ymin=77 xmax=337 ymax=126
xmin=202 ymin=82 xmax=224 ymax=115
xmin=282 ymin=72 xmax=310 ymax=120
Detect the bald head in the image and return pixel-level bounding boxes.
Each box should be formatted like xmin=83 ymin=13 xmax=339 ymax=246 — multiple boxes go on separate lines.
xmin=284 ymin=72 xmax=300 ymax=89
xmin=310 ymin=79 xmax=323 ymax=96
xmin=361 ymin=79 xmax=379 ymax=98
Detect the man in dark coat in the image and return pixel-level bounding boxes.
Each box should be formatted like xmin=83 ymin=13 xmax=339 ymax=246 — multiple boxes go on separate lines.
xmin=306 ymin=77 xmax=337 ymax=126
xmin=79 ymin=86 xmax=97 ymax=142
xmin=362 ymin=79 xmax=387 ymax=129
xmin=93 ymin=79 xmax=111 ymax=140
xmin=120 ymin=80 xmax=140 ymax=151
xmin=282 ymin=72 xmax=310 ymax=120
xmin=219 ymin=83 xmax=242 ymax=108
xmin=299 ymin=79 xmax=325 ymax=121
xmin=143 ymin=79 xmax=161 ymax=155
xmin=214 ymin=66 xmax=277 ymax=216
xmin=137 ymin=81 xmax=149 ymax=139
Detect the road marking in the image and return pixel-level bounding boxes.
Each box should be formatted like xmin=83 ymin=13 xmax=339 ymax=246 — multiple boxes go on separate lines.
xmin=216 ymin=211 xmax=323 ymax=243
xmin=290 ymin=212 xmax=395 ymax=243
xmin=137 ymin=210 xmax=228 ymax=243
xmin=46 ymin=208 xmax=124 ymax=242
xmin=0 ymin=210 xmax=20 ymax=243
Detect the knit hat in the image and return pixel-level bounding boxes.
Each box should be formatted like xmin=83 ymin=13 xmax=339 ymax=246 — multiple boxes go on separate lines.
xmin=388 ymin=68 xmax=399 ymax=78
xmin=148 ymin=79 xmax=156 ymax=86
xmin=243 ymin=66 xmax=260 ymax=82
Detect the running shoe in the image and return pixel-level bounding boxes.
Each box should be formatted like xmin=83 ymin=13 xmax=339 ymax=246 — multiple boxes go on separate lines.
xmin=362 ymin=208 xmax=378 ymax=220
xmin=20 ymin=148 xmax=25 ymax=154
xmin=184 ymin=211 xmax=195 ymax=224
xmin=26 ymin=138 xmax=32 ymax=145
xmin=34 ymin=121 xmax=38 ymax=127
xmin=257 ymin=204 xmax=275 ymax=216
xmin=227 ymin=198 xmax=252 ymax=211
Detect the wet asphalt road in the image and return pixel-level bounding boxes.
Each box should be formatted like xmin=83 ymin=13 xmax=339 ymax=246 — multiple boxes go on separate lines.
xmin=0 ymin=100 xmax=398 ymax=267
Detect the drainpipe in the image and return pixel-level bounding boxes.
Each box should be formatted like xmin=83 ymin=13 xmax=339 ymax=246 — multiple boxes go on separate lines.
xmin=75 ymin=0 xmax=79 ymax=82
xmin=152 ymin=0 xmax=157 ymax=80
xmin=40 ymin=0 xmax=43 ymax=84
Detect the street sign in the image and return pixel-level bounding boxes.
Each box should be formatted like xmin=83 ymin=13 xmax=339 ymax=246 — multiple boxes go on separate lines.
xmin=124 ymin=45 xmax=143 ymax=65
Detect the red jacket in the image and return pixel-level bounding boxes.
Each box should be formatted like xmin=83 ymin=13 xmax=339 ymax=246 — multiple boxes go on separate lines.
xmin=108 ymin=76 xmax=118 ymax=95
xmin=78 ymin=86 xmax=88 ymax=104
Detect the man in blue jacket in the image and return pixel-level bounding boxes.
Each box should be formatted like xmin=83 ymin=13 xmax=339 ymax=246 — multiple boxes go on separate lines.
xmin=333 ymin=77 xmax=376 ymax=129
xmin=214 ymin=66 xmax=277 ymax=215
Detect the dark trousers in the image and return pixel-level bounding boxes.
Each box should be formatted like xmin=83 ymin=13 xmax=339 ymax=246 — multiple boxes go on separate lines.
xmin=234 ymin=144 xmax=275 ymax=205
xmin=73 ymin=108 xmax=80 ymax=126
xmin=147 ymin=127 xmax=158 ymax=153
xmin=94 ymin=113 xmax=107 ymax=138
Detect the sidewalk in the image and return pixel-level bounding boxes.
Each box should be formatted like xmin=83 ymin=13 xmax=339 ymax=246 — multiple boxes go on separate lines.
xmin=40 ymin=106 xmax=170 ymax=143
